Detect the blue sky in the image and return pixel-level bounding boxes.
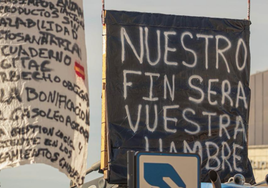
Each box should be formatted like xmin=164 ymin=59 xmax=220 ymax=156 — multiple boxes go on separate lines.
xmin=1 ymin=0 xmax=268 ymax=187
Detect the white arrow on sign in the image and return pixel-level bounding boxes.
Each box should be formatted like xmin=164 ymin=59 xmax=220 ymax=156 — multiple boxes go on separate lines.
xmin=163 ymin=177 xmax=184 ymax=188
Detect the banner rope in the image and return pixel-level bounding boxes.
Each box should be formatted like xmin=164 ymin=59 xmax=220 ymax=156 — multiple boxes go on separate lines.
xmin=102 ymin=0 xmax=105 ymax=25
xmin=247 ymin=0 xmax=250 ymax=20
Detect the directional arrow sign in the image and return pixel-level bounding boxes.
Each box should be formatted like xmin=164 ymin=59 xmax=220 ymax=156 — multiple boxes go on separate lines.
xmin=144 ymin=163 xmax=186 ymax=188
xmin=163 ymin=177 xmax=184 ymax=188
xmin=136 ymin=152 xmax=201 ymax=188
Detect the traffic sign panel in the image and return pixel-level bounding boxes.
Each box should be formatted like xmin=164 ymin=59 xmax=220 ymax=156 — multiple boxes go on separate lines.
xmin=136 ymin=152 xmax=201 ymax=188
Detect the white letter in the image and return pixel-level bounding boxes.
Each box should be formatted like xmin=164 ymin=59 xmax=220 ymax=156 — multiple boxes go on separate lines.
xmin=219 ymin=114 xmax=231 ymax=139
xmin=221 ymin=80 xmax=233 ymax=106
xmin=233 ymin=144 xmax=243 ymax=172
xmin=188 ymin=75 xmax=204 ymax=103
xmin=236 ymin=38 xmax=247 ymax=71
xmin=183 ymin=140 xmax=203 ymax=162
xmin=221 ymin=142 xmax=233 ymax=172
xmin=183 ymin=108 xmax=200 ymax=135
xmin=236 ymin=81 xmax=248 ymax=109
xmin=202 ymin=112 xmax=217 ymax=136
xmin=164 ymin=31 xmax=178 ymax=66
xmin=159 ymin=138 xmax=163 ymax=152
xmin=234 ymin=116 xmax=247 ymax=142
xmin=146 ymin=104 xmax=158 ymax=132
xmin=216 ymin=35 xmax=231 ymax=73
xmin=206 ymin=142 xmax=221 ymax=171
xmin=208 ymin=79 xmax=219 ymax=105
xmin=170 ymin=141 xmax=177 ymax=153
xmin=145 ymin=27 xmax=161 ymax=66
xmin=125 ymin=105 xmax=142 ymax=133
xmin=145 ymin=136 xmax=149 ymax=151
xmin=163 ymin=105 xmax=179 ymax=133
xmin=181 ymin=32 xmax=197 ymax=68
xmin=197 ymin=34 xmax=214 ymax=69
xmin=143 ymin=72 xmax=160 ymax=101
xmin=164 ymin=74 xmax=175 ymax=101
xmin=121 ymin=27 xmax=144 ymax=64
xmin=123 ymin=70 xmax=142 ymax=99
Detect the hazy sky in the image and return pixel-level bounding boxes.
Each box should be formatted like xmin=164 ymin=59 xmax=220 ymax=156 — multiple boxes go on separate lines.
xmin=1 ymin=0 xmax=268 ymax=188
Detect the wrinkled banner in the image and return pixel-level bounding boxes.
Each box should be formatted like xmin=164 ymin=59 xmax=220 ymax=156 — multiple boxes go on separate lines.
xmin=0 ymin=0 xmax=89 ymax=186
xmin=106 ymin=10 xmax=254 ymax=184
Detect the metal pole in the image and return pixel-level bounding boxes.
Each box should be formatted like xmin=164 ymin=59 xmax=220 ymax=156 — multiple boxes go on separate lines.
xmin=247 ymin=0 xmax=250 ymax=20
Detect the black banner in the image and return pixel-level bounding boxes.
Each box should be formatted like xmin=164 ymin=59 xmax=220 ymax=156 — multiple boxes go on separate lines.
xmin=106 ymin=10 xmax=254 ymax=184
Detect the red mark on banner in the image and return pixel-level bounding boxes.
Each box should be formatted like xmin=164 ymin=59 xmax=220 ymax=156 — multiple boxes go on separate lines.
xmin=74 ymin=61 xmax=85 ymax=80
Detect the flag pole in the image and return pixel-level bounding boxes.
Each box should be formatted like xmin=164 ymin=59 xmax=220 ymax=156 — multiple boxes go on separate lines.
xmin=100 ymin=0 xmax=108 ymax=179
xmin=247 ymin=0 xmax=250 ymax=20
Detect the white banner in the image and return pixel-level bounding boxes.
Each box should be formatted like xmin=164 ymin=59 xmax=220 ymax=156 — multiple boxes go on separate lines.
xmin=0 ymin=0 xmax=89 ymax=187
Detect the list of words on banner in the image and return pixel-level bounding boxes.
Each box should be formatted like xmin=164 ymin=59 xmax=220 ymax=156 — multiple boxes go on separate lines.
xmin=0 ymin=0 xmax=89 ymax=186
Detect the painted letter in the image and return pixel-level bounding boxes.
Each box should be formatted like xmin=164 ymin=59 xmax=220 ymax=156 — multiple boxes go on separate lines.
xmin=233 ymin=144 xmax=243 ymax=172
xmin=197 ymin=34 xmax=214 ymax=69
xmin=208 ymin=79 xmax=219 ymax=105
xmin=206 ymin=142 xmax=220 ymax=171
xmin=143 ymin=72 xmax=160 ymax=101
xmin=159 ymin=138 xmax=163 ymax=152
xmin=163 ymin=105 xmax=179 ymax=133
xmin=145 ymin=27 xmax=161 ymax=66
xmin=146 ymin=104 xmax=158 ymax=132
xmin=121 ymin=27 xmax=144 ymax=64
xmin=164 ymin=74 xmax=175 ymax=101
xmin=170 ymin=141 xmax=177 ymax=153
xmin=234 ymin=116 xmax=247 ymax=142
xmin=125 ymin=105 xmax=142 ymax=133
xmin=164 ymin=31 xmax=178 ymax=66
xmin=216 ymin=35 xmax=231 ymax=73
xmin=236 ymin=81 xmax=248 ymax=109
xmin=123 ymin=70 xmax=142 ymax=100
xmin=221 ymin=142 xmax=233 ymax=172
xmin=221 ymin=80 xmax=233 ymax=106
xmin=188 ymin=75 xmax=204 ymax=104
xmin=183 ymin=108 xmax=200 ymax=135
xmin=181 ymin=32 xmax=197 ymax=68
xmin=202 ymin=112 xmax=217 ymax=137
xmin=183 ymin=140 xmax=203 ymax=162
xmin=144 ymin=136 xmax=149 ymax=151
xmin=236 ymin=38 xmax=247 ymax=71
xmin=219 ymin=114 xmax=231 ymax=139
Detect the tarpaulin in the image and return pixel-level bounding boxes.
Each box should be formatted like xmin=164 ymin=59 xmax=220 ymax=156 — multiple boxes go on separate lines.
xmin=105 ymin=10 xmax=254 ymax=184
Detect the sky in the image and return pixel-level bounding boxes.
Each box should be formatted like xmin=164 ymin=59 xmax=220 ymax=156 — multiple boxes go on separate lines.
xmin=1 ymin=0 xmax=268 ymax=188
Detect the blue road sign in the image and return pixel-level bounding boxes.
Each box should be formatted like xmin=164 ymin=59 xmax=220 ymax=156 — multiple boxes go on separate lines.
xmin=136 ymin=152 xmax=200 ymax=188
xmin=144 ymin=163 xmax=186 ymax=188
